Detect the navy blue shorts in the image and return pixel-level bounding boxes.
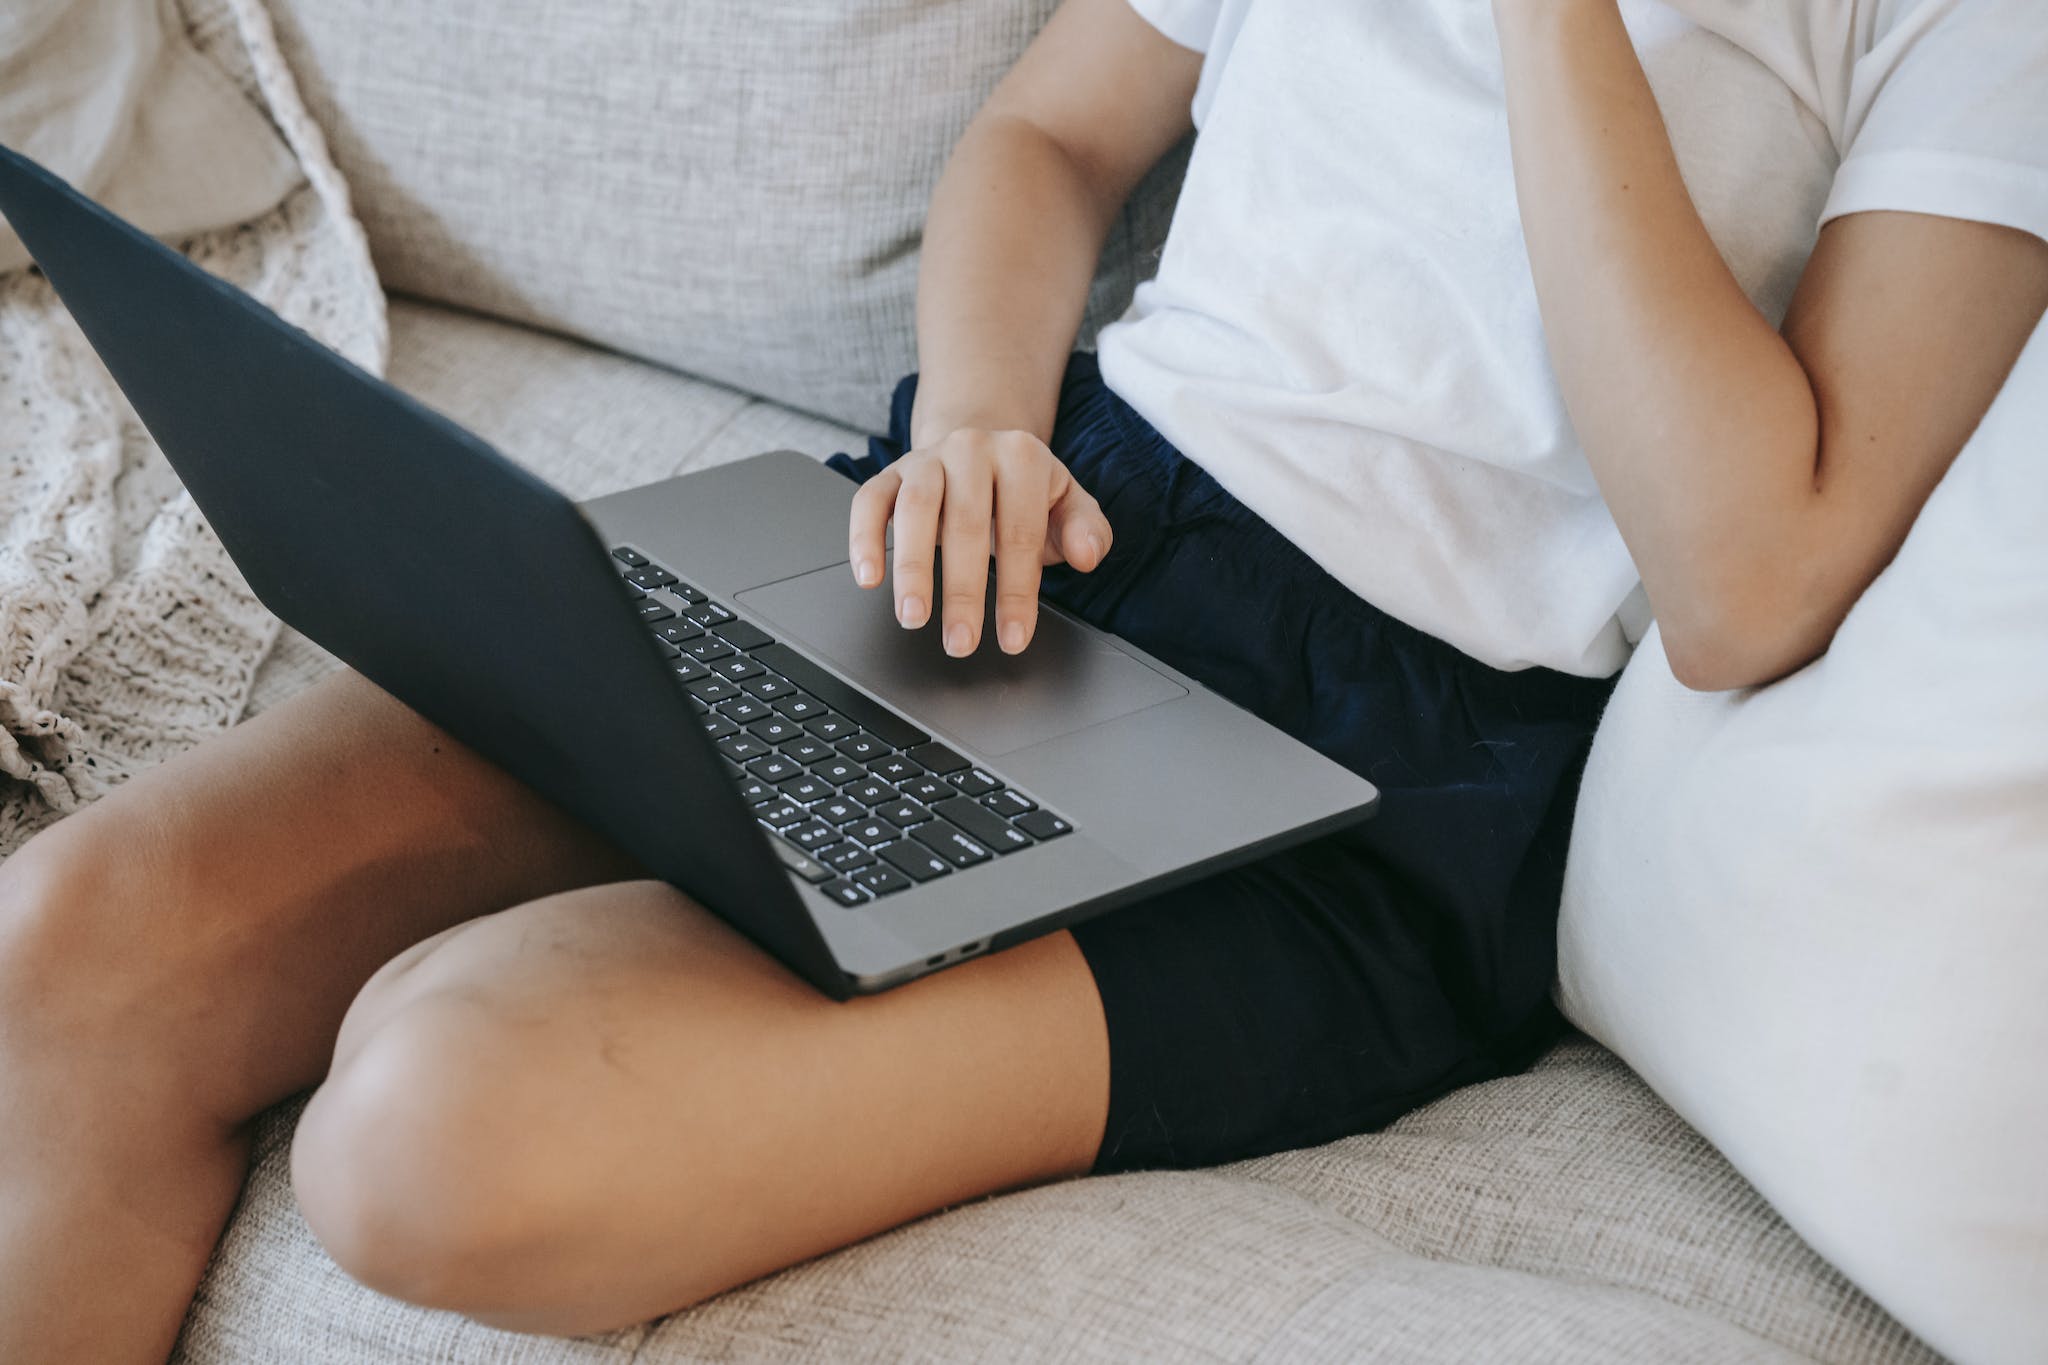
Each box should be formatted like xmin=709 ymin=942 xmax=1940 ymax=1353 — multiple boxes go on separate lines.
xmin=829 ymin=352 xmax=1615 ymax=1174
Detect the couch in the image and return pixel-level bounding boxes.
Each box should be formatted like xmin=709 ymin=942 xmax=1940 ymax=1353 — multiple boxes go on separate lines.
xmin=168 ymin=3 xmax=1949 ymax=1360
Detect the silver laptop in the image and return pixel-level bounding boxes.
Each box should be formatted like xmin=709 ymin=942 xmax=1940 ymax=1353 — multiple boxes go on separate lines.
xmin=0 ymin=142 xmax=1378 ymax=998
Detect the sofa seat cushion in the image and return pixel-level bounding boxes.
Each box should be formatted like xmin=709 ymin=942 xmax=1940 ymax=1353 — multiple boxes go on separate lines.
xmin=176 ymin=1035 xmax=1940 ymax=1363
xmin=215 ymin=304 xmax=1939 ymax=1364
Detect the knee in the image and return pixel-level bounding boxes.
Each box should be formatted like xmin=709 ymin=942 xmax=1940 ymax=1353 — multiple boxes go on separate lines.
xmin=291 ymin=990 xmax=587 ymax=1324
xmin=0 ymin=822 xmax=131 ymax=1040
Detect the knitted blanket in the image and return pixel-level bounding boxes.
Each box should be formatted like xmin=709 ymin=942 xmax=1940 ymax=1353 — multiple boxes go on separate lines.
xmin=0 ymin=0 xmax=384 ymax=853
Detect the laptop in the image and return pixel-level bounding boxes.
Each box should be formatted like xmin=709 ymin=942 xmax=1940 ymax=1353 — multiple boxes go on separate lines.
xmin=0 ymin=143 xmax=1378 ymax=998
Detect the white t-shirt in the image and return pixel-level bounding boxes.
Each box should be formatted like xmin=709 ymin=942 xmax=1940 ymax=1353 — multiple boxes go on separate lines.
xmin=1101 ymin=0 xmax=2048 ymax=677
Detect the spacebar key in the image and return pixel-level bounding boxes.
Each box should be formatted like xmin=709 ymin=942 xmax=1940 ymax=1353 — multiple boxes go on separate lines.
xmin=749 ymin=643 xmax=929 ymax=749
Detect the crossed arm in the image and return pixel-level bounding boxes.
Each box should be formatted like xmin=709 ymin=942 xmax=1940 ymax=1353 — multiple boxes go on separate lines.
xmin=1496 ymin=0 xmax=2048 ymax=689
xmin=852 ymin=0 xmax=2048 ymax=688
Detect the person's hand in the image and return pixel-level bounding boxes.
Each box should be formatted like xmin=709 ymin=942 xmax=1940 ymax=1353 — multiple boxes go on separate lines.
xmin=848 ymin=428 xmax=1113 ymax=656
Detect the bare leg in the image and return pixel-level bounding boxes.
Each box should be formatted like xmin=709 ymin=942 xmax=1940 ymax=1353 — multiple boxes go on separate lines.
xmin=292 ymin=882 xmax=1110 ymax=1336
xmin=0 ymin=672 xmax=637 ymax=1364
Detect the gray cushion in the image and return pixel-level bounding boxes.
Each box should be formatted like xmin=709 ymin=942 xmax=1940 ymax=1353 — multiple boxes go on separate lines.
xmin=260 ymin=0 xmax=1188 ymax=433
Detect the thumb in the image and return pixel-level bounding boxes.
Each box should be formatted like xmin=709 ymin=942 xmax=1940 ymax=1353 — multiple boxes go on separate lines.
xmin=1044 ymin=478 xmax=1112 ymax=571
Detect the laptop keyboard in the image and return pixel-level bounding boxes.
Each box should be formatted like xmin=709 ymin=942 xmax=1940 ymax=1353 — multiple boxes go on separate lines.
xmin=611 ymin=546 xmax=1074 ymax=907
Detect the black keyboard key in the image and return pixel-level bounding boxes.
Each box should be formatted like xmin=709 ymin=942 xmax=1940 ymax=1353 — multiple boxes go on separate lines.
xmin=1014 ymin=809 xmax=1073 ymax=840
xmin=819 ymin=879 xmax=869 ymax=907
xmin=768 ymin=836 xmax=834 ymax=883
xmin=836 ymin=733 xmax=889 ymax=763
xmin=784 ymin=820 xmax=838 ymax=852
xmin=878 ymin=799 xmax=932 ymax=828
xmin=716 ymin=620 xmax=775 ymax=652
xmin=685 ymin=637 xmax=734 ymax=662
xmin=716 ymin=733 xmax=771 ymax=763
xmin=846 ymin=817 xmax=901 ymax=847
xmin=700 ymin=715 xmax=738 ymax=741
xmin=869 ymin=754 xmax=923 ymax=785
xmin=932 ymin=797 xmax=1033 ymax=854
xmin=904 ymin=741 xmax=969 ymax=776
xmin=735 ymin=776 xmax=776 ymax=805
xmin=686 ymin=677 xmax=740 ymax=703
xmin=747 ymin=754 xmax=804 ymax=785
xmin=749 ymin=642 xmax=930 ymax=749
xmin=672 ymin=656 xmax=710 ymax=683
xmin=745 ymin=674 xmax=798 ymax=701
xmin=947 ymin=767 xmax=1002 ymax=798
xmin=845 ymin=778 xmax=898 ymax=807
xmin=811 ymin=756 xmax=865 ymax=786
xmin=612 ymin=546 xmax=649 ymax=567
xmin=655 ymin=618 xmax=704 ymax=644
xmin=780 ymin=737 xmax=833 ymax=766
xmin=756 ymin=799 xmax=805 ymax=829
xmin=649 ymin=638 xmax=682 ymax=660
xmin=722 ymin=758 xmax=744 ymax=780
xmin=778 ymin=774 xmax=834 ymax=805
xmin=624 ymin=565 xmax=677 ymax=590
xmin=910 ymin=821 xmax=994 ymax=868
xmin=876 ymin=841 xmax=950 ymax=883
xmin=854 ymin=863 xmax=914 ymax=897
xmin=714 ymin=656 xmax=766 ymax=682
xmin=983 ymin=789 xmax=1037 ymax=818
xmin=683 ymin=601 xmax=735 ymax=627
xmin=749 ymin=716 xmax=802 ymax=745
xmin=775 ymin=693 xmax=829 ymax=722
xmin=720 ymin=695 xmax=773 ymax=725
xmin=899 ymin=774 xmax=953 ymax=805
xmin=802 ymin=712 xmax=857 ymax=741
xmin=690 ymin=694 xmax=711 ymax=715
xmin=814 ymin=796 xmax=865 ymax=826
xmin=635 ymin=598 xmax=675 ymax=624
xmin=669 ymin=582 xmax=709 ymax=606
xmin=824 ymin=842 xmax=876 ymax=873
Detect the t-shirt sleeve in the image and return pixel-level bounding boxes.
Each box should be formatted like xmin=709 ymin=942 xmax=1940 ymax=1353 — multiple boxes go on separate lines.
xmin=1123 ymin=0 xmax=1225 ymax=52
xmin=1821 ymin=0 xmax=2048 ymax=243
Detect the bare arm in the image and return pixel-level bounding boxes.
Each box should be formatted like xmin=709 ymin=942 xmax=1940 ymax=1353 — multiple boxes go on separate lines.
xmin=848 ymin=0 xmax=1201 ymax=656
xmin=1495 ymin=0 xmax=2048 ymax=690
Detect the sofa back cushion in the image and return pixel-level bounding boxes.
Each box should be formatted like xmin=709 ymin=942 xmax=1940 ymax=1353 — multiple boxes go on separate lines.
xmin=265 ymin=0 xmax=1187 ymax=432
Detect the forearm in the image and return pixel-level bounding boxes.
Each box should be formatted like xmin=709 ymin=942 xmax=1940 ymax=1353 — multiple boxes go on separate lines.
xmin=1494 ymin=0 xmax=1826 ymax=685
xmin=909 ymin=114 xmax=1120 ymax=449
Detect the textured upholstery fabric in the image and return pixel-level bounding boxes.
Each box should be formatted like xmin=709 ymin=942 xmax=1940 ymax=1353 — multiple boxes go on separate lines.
xmin=213 ymin=303 xmax=1945 ymax=1364
xmin=257 ymin=0 xmax=1188 ymax=433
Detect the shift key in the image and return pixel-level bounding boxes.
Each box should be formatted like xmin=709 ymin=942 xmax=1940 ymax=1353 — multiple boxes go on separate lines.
xmin=931 ymin=797 xmax=1033 ymax=853
xmin=877 ymin=840 xmax=951 ymax=883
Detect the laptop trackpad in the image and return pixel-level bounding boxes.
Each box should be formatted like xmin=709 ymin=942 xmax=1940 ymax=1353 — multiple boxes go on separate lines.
xmin=736 ymin=564 xmax=1186 ymax=757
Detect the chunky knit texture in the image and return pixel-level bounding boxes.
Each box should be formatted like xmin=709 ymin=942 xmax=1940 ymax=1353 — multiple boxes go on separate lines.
xmin=0 ymin=0 xmax=384 ymax=851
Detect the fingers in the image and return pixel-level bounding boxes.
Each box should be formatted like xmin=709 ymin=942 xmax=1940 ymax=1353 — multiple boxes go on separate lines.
xmin=990 ymin=443 xmax=1051 ymax=654
xmin=847 ymin=466 xmax=900 ymax=590
xmin=889 ymin=455 xmax=944 ymax=629
xmin=1045 ymin=470 xmax=1113 ymax=572
xmin=842 ymin=427 xmax=1109 ymax=658
xmin=938 ymin=438 xmax=995 ymax=657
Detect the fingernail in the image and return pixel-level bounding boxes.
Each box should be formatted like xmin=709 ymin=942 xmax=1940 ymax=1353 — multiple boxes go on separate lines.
xmin=945 ymin=622 xmax=971 ymax=657
xmin=854 ymin=557 xmax=878 ymax=587
xmin=900 ymin=595 xmax=927 ymax=628
xmin=1000 ymin=621 xmax=1025 ymax=653
xmin=1080 ymin=530 xmax=1105 ymax=563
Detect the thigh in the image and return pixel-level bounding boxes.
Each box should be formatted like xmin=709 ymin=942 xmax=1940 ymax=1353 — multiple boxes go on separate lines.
xmin=7 ymin=668 xmax=637 ymax=1123
xmin=293 ymin=881 xmax=1109 ymax=1336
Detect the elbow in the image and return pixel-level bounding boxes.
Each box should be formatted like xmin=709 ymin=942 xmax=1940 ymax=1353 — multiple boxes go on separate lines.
xmin=1654 ymin=580 xmax=1840 ymax=694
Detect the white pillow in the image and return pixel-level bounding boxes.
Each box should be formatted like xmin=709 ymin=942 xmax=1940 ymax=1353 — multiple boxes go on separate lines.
xmin=1558 ymin=315 xmax=2048 ymax=1365
xmin=0 ymin=0 xmax=300 ymax=273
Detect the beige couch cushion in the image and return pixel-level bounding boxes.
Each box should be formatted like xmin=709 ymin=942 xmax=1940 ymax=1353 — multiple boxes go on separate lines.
xmin=212 ymin=301 xmax=1944 ymax=1365
xmin=261 ymin=0 xmax=1187 ymax=433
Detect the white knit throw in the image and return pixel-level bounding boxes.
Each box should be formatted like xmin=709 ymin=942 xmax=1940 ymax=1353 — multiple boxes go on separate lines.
xmin=0 ymin=0 xmax=385 ymax=853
